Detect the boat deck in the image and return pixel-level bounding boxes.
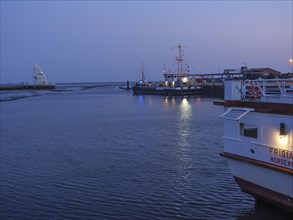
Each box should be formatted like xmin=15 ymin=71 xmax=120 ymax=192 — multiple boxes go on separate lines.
xmin=221 ymin=100 xmax=293 ymax=116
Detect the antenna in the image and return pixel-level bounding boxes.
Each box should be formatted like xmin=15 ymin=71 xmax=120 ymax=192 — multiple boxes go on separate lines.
xmin=141 ymin=61 xmax=145 ymax=82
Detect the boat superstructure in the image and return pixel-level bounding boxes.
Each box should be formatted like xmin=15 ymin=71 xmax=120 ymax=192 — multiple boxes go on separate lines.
xmin=163 ymin=44 xmax=190 ymax=85
xmin=219 ymin=78 xmax=293 ymax=213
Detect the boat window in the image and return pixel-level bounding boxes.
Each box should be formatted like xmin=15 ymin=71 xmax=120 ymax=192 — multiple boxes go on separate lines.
xmin=240 ymin=122 xmax=258 ymax=138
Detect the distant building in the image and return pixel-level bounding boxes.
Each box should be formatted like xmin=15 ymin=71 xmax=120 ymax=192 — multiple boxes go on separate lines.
xmin=223 ymin=66 xmax=281 ymax=80
xmin=241 ymin=67 xmax=281 ymax=79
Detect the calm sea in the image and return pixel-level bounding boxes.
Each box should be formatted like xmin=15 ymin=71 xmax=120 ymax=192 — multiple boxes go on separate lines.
xmin=0 ymin=83 xmax=291 ymax=219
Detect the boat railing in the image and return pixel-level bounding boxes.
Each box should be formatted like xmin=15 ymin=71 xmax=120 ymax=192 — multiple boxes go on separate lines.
xmin=241 ymin=78 xmax=293 ymax=103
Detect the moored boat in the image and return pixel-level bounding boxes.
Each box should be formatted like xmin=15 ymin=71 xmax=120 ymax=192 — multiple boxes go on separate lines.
xmin=218 ymin=78 xmax=293 ymax=213
xmin=132 ymin=44 xmax=202 ymax=96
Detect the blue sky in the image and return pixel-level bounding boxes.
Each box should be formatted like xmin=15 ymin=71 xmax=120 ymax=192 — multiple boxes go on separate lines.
xmin=1 ymin=1 xmax=292 ymax=83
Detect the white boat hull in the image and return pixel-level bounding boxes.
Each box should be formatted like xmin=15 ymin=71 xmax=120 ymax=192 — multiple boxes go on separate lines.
xmin=225 ymin=156 xmax=293 ymax=211
xmin=219 ymin=79 xmax=293 ymax=213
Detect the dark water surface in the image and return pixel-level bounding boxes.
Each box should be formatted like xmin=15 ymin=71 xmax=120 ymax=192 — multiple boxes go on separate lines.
xmin=0 ymin=83 xmax=291 ymax=219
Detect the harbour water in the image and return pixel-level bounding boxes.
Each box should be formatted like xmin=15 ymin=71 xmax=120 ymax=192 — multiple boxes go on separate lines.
xmin=0 ymin=83 xmax=291 ymax=219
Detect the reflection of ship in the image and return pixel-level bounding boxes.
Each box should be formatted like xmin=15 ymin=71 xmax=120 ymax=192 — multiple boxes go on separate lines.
xmin=218 ymin=79 xmax=293 ymax=213
xmin=132 ymin=44 xmax=202 ymax=96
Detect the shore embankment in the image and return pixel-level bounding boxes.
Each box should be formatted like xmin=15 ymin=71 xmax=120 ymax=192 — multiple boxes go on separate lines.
xmin=0 ymin=83 xmax=56 ymax=91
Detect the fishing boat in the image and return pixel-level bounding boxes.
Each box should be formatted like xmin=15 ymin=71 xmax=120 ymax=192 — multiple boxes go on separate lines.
xmin=132 ymin=44 xmax=202 ymax=96
xmin=218 ymin=78 xmax=293 ymax=213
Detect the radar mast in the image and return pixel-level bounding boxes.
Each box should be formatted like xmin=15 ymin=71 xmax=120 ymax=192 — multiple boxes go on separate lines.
xmin=172 ymin=44 xmax=186 ymax=74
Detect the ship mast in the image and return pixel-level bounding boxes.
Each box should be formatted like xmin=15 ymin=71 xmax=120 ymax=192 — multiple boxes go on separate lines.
xmin=33 ymin=64 xmax=48 ymax=85
xmin=141 ymin=61 xmax=145 ymax=82
xmin=174 ymin=44 xmax=185 ymax=74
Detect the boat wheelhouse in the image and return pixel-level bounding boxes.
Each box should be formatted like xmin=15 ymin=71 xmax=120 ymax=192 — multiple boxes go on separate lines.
xmin=219 ymin=78 xmax=293 ymax=213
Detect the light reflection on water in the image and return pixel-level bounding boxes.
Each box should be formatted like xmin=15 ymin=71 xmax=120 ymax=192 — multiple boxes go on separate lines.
xmin=175 ymin=98 xmax=193 ymax=200
xmin=1 ymin=85 xmax=291 ymax=219
xmin=163 ymin=96 xmax=176 ymax=108
xmin=177 ymin=98 xmax=192 ymax=148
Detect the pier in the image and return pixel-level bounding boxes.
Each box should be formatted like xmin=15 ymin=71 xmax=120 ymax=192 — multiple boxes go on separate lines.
xmin=0 ymin=64 xmax=56 ymax=91
xmin=0 ymin=83 xmax=56 ymax=91
xmin=198 ymin=83 xmax=224 ymax=98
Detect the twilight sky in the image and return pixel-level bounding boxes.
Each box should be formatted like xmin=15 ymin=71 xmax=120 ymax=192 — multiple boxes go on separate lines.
xmin=1 ymin=1 xmax=292 ymax=83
